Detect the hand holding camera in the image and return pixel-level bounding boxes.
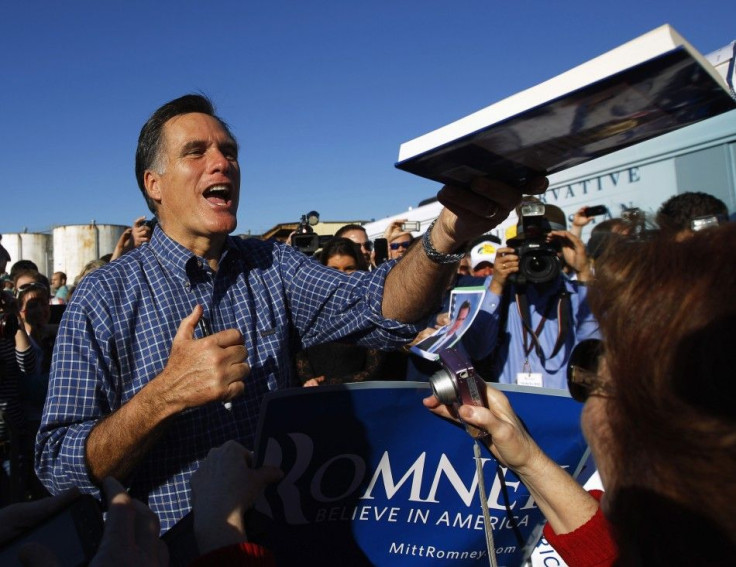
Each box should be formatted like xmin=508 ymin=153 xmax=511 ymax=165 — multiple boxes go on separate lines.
xmin=424 ymin=348 xmax=544 ymax=472
xmin=427 ymin=348 xmax=490 ymax=440
xmin=489 ymin=247 xmax=519 ymax=295
xmin=132 ymin=216 xmax=154 ymax=247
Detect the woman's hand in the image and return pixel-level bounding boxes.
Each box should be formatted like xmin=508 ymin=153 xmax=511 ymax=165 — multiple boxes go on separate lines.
xmin=423 ymin=384 xmax=544 ymax=475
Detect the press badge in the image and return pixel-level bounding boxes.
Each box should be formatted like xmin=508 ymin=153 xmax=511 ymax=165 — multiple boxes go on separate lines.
xmin=517 ymin=361 xmax=543 ymax=387
xmin=517 ymin=372 xmax=543 ymax=387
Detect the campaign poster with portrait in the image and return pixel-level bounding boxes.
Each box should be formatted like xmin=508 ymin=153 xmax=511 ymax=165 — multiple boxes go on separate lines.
xmin=411 ymin=282 xmax=488 ymax=360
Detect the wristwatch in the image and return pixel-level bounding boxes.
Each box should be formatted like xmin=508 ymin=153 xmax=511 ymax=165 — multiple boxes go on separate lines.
xmin=421 ymin=219 xmax=466 ymax=264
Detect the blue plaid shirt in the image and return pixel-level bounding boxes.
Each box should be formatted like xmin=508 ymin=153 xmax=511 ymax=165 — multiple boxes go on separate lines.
xmin=36 ymin=227 xmax=417 ymax=531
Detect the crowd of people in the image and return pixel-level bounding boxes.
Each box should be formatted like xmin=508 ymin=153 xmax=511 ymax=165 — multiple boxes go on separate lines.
xmin=0 ymin=92 xmax=734 ymax=566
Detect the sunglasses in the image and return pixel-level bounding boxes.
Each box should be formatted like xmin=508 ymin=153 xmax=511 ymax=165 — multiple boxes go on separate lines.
xmin=15 ymin=281 xmax=49 ymax=297
xmin=566 ymin=339 xmax=609 ymax=402
xmin=389 ymin=241 xmax=411 ymax=250
xmin=353 ymin=241 xmax=373 ymax=252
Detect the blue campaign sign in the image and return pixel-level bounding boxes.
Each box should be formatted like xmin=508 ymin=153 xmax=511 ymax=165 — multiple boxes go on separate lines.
xmin=251 ymin=382 xmax=589 ymax=567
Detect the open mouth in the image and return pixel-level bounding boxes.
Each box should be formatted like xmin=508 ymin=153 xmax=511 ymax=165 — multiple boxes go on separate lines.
xmin=203 ymin=184 xmax=232 ymax=206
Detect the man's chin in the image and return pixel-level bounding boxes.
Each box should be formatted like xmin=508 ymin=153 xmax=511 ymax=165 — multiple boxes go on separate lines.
xmin=208 ymin=215 xmax=237 ymax=235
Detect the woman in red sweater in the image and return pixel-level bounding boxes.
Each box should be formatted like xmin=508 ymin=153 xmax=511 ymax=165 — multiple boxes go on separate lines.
xmin=425 ymin=222 xmax=736 ymax=566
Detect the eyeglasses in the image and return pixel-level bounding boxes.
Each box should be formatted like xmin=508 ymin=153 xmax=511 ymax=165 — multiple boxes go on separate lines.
xmin=15 ymin=282 xmax=49 ymax=297
xmin=353 ymin=241 xmax=373 ymax=252
xmin=389 ymin=241 xmax=411 ymax=251
xmin=566 ymin=339 xmax=609 ymax=402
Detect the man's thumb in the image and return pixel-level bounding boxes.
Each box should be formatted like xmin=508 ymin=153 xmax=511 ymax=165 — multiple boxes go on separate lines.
xmin=175 ymin=304 xmax=203 ymax=341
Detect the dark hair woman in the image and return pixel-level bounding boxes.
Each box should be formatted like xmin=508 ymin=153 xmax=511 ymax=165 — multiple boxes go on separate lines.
xmin=318 ymin=237 xmax=368 ymax=273
xmin=425 ymin=222 xmax=736 ymax=566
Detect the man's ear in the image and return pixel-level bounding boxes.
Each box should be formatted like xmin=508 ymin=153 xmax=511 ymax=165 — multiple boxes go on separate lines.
xmin=144 ymin=170 xmax=163 ymax=205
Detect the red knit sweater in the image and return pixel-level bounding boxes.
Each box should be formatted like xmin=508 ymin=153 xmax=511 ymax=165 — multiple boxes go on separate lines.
xmin=542 ymin=490 xmax=617 ymax=567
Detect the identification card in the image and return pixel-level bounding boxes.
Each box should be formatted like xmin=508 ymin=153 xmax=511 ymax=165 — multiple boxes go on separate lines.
xmin=517 ymin=372 xmax=543 ymax=387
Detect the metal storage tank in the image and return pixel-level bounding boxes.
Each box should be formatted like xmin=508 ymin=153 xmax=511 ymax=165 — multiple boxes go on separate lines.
xmin=53 ymin=223 xmax=127 ymax=282
xmin=0 ymin=232 xmax=52 ymax=277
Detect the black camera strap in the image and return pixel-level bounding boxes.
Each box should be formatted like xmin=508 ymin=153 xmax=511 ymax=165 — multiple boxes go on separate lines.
xmin=515 ymin=287 xmax=571 ymax=362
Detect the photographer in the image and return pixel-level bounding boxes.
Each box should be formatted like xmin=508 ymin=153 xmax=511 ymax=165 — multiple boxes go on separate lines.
xmin=462 ymin=200 xmax=598 ymax=389
xmin=111 ymin=216 xmax=154 ymax=260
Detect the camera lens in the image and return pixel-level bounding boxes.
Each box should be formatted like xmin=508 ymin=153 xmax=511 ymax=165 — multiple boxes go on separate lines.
xmin=520 ymin=251 xmax=560 ymax=284
xmin=429 ymin=368 xmax=459 ymax=406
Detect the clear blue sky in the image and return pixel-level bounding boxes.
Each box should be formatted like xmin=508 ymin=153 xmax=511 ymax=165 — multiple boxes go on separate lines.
xmin=2 ymin=1 xmax=734 ymax=235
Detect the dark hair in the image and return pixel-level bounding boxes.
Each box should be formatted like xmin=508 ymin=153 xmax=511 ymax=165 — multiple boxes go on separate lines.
xmin=334 ymin=224 xmax=367 ymax=239
xmin=12 ymin=267 xmax=42 ymax=288
xmin=18 ymin=280 xmax=50 ymax=302
xmin=9 ymin=259 xmax=39 ymax=280
xmin=585 ymin=218 xmax=631 ymax=259
xmin=589 ymin=223 xmax=736 ymax=540
xmin=319 ymin=237 xmax=368 ymax=271
xmin=135 ymin=94 xmax=236 ymax=214
xmin=655 ymin=191 xmax=728 ymax=233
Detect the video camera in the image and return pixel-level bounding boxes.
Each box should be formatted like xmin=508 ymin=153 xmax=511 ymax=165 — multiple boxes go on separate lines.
xmin=291 ymin=210 xmax=332 ymax=256
xmin=507 ymin=201 xmax=562 ymax=285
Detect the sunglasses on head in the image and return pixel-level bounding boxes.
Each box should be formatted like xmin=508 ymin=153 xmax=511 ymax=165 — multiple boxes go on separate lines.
xmin=389 ymin=241 xmax=411 ymax=250
xmin=15 ymin=281 xmax=49 ymax=297
xmin=567 ymin=339 xmax=608 ymax=402
xmin=353 ymin=241 xmax=373 ymax=252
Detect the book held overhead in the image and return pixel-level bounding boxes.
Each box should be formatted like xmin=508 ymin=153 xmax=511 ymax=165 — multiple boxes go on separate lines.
xmin=396 ymin=25 xmax=736 ymax=188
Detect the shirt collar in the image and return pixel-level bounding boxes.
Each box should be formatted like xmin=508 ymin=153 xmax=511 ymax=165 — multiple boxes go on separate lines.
xmin=149 ymin=226 xmax=246 ymax=282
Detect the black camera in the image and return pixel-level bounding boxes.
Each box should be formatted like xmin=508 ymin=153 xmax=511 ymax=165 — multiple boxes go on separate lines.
xmin=508 ymin=201 xmax=561 ymax=285
xmin=291 ymin=210 xmax=322 ymax=256
xmin=429 ymin=347 xmax=489 ymax=439
xmin=0 ymin=293 xmax=20 ymax=340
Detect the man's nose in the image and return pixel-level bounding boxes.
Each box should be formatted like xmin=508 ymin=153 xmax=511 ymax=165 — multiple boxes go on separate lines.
xmin=209 ymin=148 xmax=234 ymax=173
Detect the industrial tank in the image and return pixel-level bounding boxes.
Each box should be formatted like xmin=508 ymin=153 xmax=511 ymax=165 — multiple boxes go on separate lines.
xmin=0 ymin=232 xmax=52 ymax=277
xmin=53 ymin=223 xmax=127 ymax=282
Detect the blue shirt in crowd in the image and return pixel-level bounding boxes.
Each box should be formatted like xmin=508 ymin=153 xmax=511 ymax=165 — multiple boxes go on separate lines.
xmin=462 ymin=277 xmax=599 ymax=389
xmin=36 ymin=227 xmax=417 ymax=531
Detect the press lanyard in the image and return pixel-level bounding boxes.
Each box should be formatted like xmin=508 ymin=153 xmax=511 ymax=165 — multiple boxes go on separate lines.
xmin=515 ymin=289 xmax=570 ymax=362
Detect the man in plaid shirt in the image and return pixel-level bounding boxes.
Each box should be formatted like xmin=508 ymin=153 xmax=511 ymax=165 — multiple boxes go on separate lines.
xmin=36 ymin=94 xmax=546 ymax=531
